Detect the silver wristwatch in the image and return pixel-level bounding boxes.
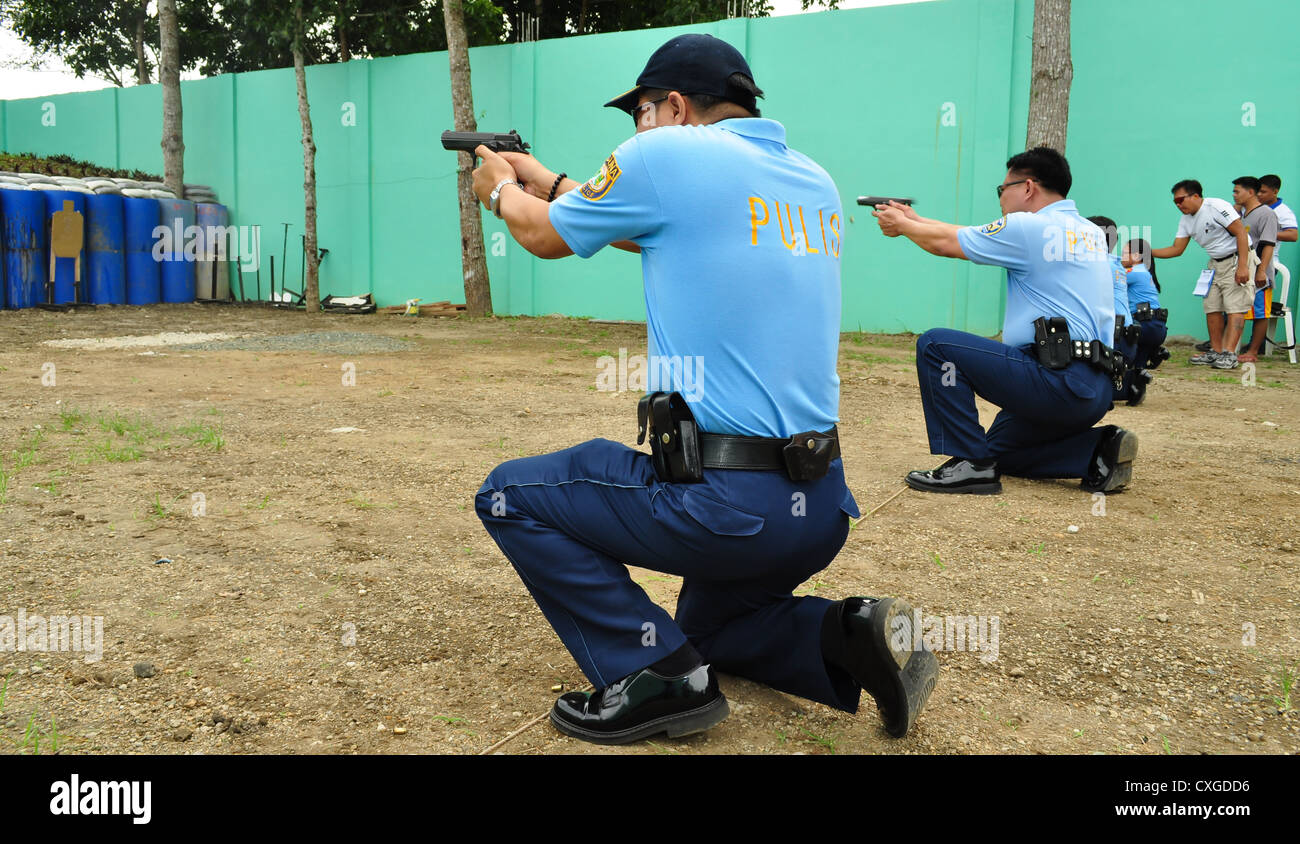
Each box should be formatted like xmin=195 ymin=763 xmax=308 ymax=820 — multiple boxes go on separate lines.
xmin=489 ymin=179 xmax=521 ymax=219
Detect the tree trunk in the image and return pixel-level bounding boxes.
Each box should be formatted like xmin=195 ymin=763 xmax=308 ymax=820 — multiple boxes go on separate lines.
xmin=158 ymin=0 xmax=183 ymax=196
xmin=1025 ymin=0 xmax=1071 ymax=153
xmin=134 ymin=1 xmax=150 ymax=85
xmin=294 ymin=0 xmax=321 ymax=312
xmin=443 ymin=0 xmax=492 ymax=317
xmin=337 ymin=2 xmax=351 ymax=63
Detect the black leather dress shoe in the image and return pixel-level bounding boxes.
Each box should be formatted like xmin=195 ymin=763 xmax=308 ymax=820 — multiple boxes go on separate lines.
xmin=905 ymin=457 xmax=1002 ymax=494
xmin=1080 ymin=425 xmax=1138 ymax=493
xmin=550 ymin=664 xmax=729 ymax=745
xmin=821 ymin=597 xmax=938 ymax=738
xmin=1126 ymin=370 xmax=1152 ymax=407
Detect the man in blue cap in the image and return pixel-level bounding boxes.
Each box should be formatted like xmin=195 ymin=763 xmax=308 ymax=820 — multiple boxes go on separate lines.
xmin=469 ymin=33 xmax=938 ymax=746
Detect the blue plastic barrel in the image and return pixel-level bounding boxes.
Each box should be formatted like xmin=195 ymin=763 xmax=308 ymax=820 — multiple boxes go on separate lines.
xmin=158 ymin=198 xmax=196 ymax=303
xmin=123 ymin=196 xmax=161 ymax=305
xmin=194 ymin=202 xmax=231 ymax=300
xmin=43 ymin=190 xmax=87 ymax=305
xmin=1 ymin=187 xmax=47 ymax=309
xmin=85 ymin=193 xmax=126 ymax=305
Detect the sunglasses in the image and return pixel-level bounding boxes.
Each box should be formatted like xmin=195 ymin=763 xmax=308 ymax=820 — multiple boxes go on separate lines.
xmin=996 ymin=178 xmax=1030 ymax=197
xmin=630 ymin=96 xmax=669 ymax=127
xmin=1172 ymin=195 xmax=1190 ymax=205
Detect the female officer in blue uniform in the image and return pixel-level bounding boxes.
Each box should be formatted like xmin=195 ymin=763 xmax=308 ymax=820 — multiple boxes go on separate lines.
xmin=1121 ymin=238 xmax=1167 ymax=406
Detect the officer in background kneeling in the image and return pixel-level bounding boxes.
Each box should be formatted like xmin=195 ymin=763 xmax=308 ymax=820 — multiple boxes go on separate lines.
xmin=1121 ymin=238 xmax=1169 ymax=406
xmin=874 ymin=147 xmax=1137 ymax=495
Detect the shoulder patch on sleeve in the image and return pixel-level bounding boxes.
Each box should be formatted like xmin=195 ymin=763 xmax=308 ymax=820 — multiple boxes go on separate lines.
xmin=977 ymin=217 xmax=1007 ymax=235
xmin=579 ymin=155 xmax=621 ymax=201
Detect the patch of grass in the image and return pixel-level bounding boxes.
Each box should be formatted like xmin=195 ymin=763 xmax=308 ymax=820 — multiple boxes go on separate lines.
xmin=844 ymin=350 xmax=894 ymax=366
xmin=434 ymin=715 xmax=466 ymax=725
xmin=377 ymin=389 xmax=394 ymax=398
xmin=0 ymin=462 xmax=9 ymax=506
xmin=146 ymin=493 xmax=171 ymax=520
xmin=797 ymin=725 xmax=838 ymax=754
xmin=178 ymin=420 xmax=225 ymax=451
xmin=1161 ymin=734 xmax=1171 ymax=754
xmin=348 ymin=496 xmax=374 ymax=510
xmin=246 ymin=495 xmax=271 ymax=510
xmin=1271 ymin=663 xmax=1297 ymax=712
xmin=1208 ymin=375 xmax=1237 ymax=384
xmin=931 ymin=551 xmax=946 ymax=570
xmin=59 ymin=408 xmax=86 ymax=430
xmin=97 ymin=411 xmax=138 ymax=437
xmin=84 ymin=440 xmax=143 ymax=463
xmin=1028 ymin=542 xmax=1046 ymax=556
xmin=14 ymin=429 xmax=44 ymax=470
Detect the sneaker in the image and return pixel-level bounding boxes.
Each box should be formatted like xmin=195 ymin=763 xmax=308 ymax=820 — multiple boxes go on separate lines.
xmin=1211 ymin=351 xmax=1239 ymax=370
xmin=1194 ymin=340 xmax=1212 ymax=352
xmin=1190 ymin=351 xmax=1219 ymax=365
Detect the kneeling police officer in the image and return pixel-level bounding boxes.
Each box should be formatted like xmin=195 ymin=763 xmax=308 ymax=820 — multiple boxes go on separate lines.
xmin=470 ymin=34 xmax=938 ymax=745
xmin=874 ymin=147 xmax=1137 ymax=495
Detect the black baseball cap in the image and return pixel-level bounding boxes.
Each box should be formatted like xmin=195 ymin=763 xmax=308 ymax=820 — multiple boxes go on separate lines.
xmin=603 ymin=33 xmax=760 ymax=115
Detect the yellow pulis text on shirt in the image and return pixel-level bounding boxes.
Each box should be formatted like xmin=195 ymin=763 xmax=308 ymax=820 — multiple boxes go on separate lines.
xmin=748 ymin=196 xmax=840 ymax=258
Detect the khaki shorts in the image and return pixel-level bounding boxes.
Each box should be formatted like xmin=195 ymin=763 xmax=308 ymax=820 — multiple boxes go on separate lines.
xmin=1204 ymin=252 xmax=1259 ymax=314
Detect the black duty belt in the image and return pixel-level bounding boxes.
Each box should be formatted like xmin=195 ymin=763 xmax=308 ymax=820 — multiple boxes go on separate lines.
xmin=700 ymin=428 xmax=840 ymax=472
xmin=1033 ymin=316 xmax=1125 ymax=390
xmin=1132 ymin=304 xmax=1168 ymax=322
xmin=638 ymin=391 xmax=840 ymax=482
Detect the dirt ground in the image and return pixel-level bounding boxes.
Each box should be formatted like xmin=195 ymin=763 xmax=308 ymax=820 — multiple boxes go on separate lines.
xmin=0 ymin=304 xmax=1296 ymax=755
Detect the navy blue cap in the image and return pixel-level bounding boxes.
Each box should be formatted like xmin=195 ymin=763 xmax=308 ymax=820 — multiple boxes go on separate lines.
xmin=603 ymin=34 xmax=759 ymax=114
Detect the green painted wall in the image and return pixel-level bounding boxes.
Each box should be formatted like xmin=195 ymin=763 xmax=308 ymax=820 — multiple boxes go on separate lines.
xmin=3 ymin=0 xmax=1297 ymax=340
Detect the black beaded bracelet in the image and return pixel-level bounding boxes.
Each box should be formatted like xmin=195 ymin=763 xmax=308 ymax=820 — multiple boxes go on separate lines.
xmin=547 ymin=172 xmax=567 ymax=202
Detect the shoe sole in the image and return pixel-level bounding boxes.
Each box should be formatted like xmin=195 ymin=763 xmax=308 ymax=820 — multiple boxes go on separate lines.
xmin=904 ymin=476 xmax=1002 ymax=495
xmin=549 ymin=695 xmax=730 ymax=746
xmin=866 ymin=597 xmax=940 ymax=738
xmin=1097 ymin=429 xmax=1138 ymax=492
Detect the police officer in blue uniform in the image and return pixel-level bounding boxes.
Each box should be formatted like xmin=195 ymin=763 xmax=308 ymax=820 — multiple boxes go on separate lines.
xmin=873 ymin=147 xmax=1137 ymax=495
xmin=1119 ymin=238 xmax=1168 ymax=406
xmin=468 ymin=34 xmax=938 ymax=745
xmin=1087 ymin=215 xmax=1138 ymax=404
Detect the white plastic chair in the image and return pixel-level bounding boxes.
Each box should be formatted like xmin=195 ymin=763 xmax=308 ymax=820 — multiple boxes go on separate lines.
xmin=1263 ymin=259 xmax=1296 ymax=364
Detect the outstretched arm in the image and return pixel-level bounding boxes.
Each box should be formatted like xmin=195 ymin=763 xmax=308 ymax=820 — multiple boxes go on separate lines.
xmin=1150 ymin=236 xmax=1188 ymax=259
xmin=874 ymin=201 xmax=967 ymax=259
xmin=472 ymin=145 xmax=572 ymax=259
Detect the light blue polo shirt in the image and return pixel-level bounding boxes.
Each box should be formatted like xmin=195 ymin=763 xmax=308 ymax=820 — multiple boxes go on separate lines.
xmin=955 ymin=199 xmax=1114 ymax=348
xmin=548 ymin=119 xmax=843 ymax=438
xmin=1125 ymin=266 xmax=1160 ymax=310
xmin=1107 ymin=253 xmax=1129 ymax=329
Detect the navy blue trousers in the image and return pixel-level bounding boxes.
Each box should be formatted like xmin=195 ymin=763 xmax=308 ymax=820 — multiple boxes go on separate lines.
xmin=915 ymin=328 xmax=1114 ymax=478
xmin=1135 ymin=318 xmax=1168 ymax=368
xmin=1114 ymin=333 xmax=1138 ymax=403
xmin=475 ymin=439 xmax=865 ymax=711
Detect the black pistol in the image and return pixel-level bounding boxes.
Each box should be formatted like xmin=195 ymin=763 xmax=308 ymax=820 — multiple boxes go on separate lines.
xmin=441 ymin=130 xmax=530 ymax=154
xmin=857 ymin=196 xmax=916 ymax=207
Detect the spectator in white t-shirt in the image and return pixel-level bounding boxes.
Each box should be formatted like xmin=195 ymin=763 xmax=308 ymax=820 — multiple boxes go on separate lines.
xmin=1152 ymin=179 xmax=1254 ymax=369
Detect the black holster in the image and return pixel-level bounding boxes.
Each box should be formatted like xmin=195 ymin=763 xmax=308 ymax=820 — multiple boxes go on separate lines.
xmin=1033 ymin=316 xmax=1072 ymax=369
xmin=637 ymin=391 xmax=703 ymax=483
